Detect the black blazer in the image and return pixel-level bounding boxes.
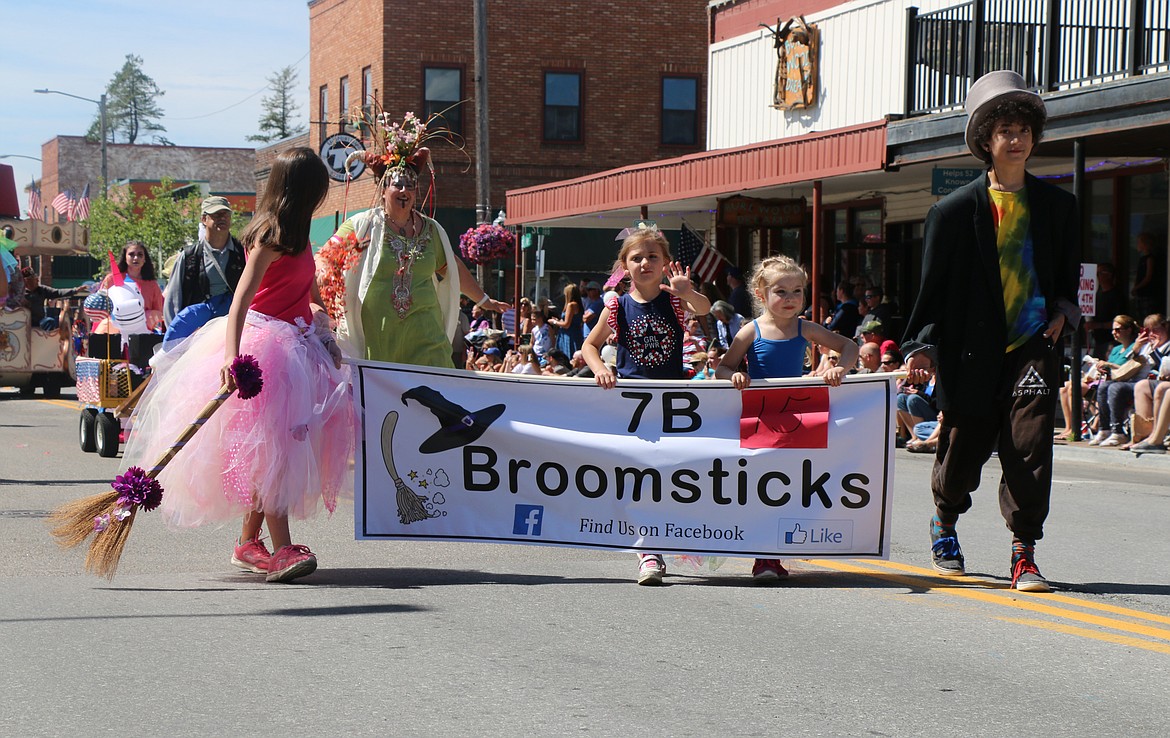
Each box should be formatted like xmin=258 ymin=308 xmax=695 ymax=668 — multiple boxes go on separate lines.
xmin=902 ymin=172 xmax=1081 ymax=416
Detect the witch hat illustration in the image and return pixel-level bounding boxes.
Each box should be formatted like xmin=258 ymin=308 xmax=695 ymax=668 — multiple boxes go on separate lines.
xmin=401 ymin=385 xmax=505 ymax=454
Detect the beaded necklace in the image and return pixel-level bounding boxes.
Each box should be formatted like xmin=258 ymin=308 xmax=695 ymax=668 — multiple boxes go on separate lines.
xmin=384 ymin=215 xmax=430 ymax=318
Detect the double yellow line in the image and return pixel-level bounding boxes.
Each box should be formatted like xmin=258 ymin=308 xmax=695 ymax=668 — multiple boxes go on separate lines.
xmin=809 ymin=558 xmax=1170 ymax=655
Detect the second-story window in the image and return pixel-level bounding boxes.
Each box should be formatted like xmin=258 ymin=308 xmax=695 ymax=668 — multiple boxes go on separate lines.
xmin=662 ymin=76 xmax=698 ymax=146
xmin=318 ymin=84 xmax=328 ymax=141
xmin=339 ymin=76 xmax=350 ymax=131
xmin=360 ymin=66 xmax=374 ymax=133
xmin=544 ymin=71 xmax=582 ymax=142
xmin=424 ymin=66 xmax=462 ymax=135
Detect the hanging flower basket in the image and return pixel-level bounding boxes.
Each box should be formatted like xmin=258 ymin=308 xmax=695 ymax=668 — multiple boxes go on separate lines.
xmin=459 ymin=224 xmax=516 ymax=265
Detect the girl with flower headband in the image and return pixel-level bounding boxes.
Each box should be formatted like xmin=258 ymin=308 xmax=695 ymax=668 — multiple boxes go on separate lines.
xmin=581 ymin=224 xmax=711 ymax=585
xmin=316 ymin=111 xmax=509 ymax=368
xmin=118 ymin=148 xmax=354 ymax=583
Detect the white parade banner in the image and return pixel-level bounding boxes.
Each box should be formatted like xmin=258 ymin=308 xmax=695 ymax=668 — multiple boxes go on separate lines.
xmin=353 ymin=361 xmax=896 ymax=559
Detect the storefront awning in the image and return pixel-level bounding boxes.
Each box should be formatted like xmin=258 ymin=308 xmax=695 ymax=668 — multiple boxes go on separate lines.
xmin=506 ymin=121 xmax=887 ymax=228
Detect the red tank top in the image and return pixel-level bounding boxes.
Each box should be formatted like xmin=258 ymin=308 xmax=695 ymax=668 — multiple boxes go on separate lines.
xmin=250 ymin=247 xmax=314 ymax=325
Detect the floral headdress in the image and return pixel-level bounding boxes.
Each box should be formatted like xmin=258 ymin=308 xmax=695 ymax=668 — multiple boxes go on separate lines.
xmin=344 ymin=97 xmax=469 ymax=211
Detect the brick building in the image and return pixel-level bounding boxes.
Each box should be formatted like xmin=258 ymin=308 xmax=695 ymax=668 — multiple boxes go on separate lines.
xmin=34 ymin=136 xmax=257 ymax=285
xmin=306 ymin=0 xmax=710 ymax=290
xmin=40 ymin=136 xmax=256 ymax=219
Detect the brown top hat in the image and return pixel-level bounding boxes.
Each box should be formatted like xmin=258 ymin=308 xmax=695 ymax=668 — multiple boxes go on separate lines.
xmin=964 ymin=70 xmax=1045 ymax=162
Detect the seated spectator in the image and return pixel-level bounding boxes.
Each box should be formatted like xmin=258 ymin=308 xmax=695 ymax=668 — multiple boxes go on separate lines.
xmin=857 ymin=316 xmax=886 ymax=345
xmin=1057 ymin=314 xmax=1136 ymax=440
xmin=810 ymin=343 xmax=836 ymax=377
xmin=907 ymin=411 xmax=944 ymax=454
xmin=706 ymin=344 xmax=725 ymax=376
xmin=682 ymin=316 xmax=707 ymax=367
xmin=565 ymin=349 xmax=594 ymax=378
xmin=690 ymin=351 xmax=715 ymax=380
xmin=856 ymin=341 xmax=882 ymax=373
xmin=481 ymin=346 xmax=504 ymax=371
xmin=542 ymin=349 xmax=572 ymax=375
xmin=1090 ymin=313 xmax=1170 ymax=447
xmin=896 ymin=359 xmax=938 ymax=442
xmin=469 ymin=304 xmax=492 ymax=332
xmin=1129 ymin=358 xmax=1170 ymax=453
xmin=879 ymin=348 xmax=904 ymax=372
xmin=511 ymin=345 xmax=542 ymax=375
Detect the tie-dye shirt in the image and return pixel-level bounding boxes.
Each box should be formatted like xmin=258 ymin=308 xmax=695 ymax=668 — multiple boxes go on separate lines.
xmin=990 ymin=188 xmax=1047 ymax=352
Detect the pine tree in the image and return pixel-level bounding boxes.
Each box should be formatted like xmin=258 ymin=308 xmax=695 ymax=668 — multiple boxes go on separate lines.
xmin=86 ymin=54 xmax=167 ymax=145
xmin=248 ymin=66 xmax=307 ymax=143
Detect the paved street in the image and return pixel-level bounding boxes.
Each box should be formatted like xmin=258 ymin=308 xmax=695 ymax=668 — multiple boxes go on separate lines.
xmin=2 ymin=388 xmax=1168 ymax=736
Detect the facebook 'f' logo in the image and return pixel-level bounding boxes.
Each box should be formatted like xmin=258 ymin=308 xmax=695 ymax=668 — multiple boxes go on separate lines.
xmin=513 ymin=505 xmax=544 ymax=536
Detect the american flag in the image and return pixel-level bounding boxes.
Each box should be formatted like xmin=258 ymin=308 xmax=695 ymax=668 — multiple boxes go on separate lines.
xmin=677 ymin=223 xmax=731 ymax=283
xmin=72 ymin=183 xmax=91 ymax=221
xmin=51 ymin=189 xmax=75 ymax=220
xmin=27 ymin=180 xmax=44 ymax=221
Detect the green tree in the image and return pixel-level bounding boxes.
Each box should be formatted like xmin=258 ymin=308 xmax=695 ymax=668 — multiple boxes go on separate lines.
xmin=248 ymin=65 xmax=307 ymax=143
xmin=87 ymin=54 xmax=167 ymax=145
xmin=84 ymin=180 xmax=212 ymax=279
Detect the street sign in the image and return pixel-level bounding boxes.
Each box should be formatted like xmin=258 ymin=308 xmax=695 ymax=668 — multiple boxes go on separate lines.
xmin=522 ymin=233 xmax=534 ymax=250
xmin=931 ymin=167 xmax=983 ymax=196
xmin=319 ymin=133 xmax=365 ymax=182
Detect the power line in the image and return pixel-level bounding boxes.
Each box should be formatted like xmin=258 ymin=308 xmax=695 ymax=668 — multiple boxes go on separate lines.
xmin=162 ymin=52 xmax=310 ymax=122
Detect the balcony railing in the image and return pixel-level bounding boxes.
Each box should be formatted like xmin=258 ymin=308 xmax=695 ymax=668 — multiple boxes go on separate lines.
xmin=905 ymin=0 xmax=1170 ymax=116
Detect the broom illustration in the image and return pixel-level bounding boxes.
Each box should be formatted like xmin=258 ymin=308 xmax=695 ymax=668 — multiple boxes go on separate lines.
xmin=381 ymin=411 xmax=432 ymax=524
xmin=49 ymin=355 xmax=264 ymax=579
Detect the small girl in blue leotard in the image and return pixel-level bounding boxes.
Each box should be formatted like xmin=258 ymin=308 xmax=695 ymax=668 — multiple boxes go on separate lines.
xmin=716 ymin=255 xmax=858 ymax=582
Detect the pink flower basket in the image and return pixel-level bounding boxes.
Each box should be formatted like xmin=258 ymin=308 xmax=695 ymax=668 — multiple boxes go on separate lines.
xmin=458 ymin=224 xmax=516 ymax=265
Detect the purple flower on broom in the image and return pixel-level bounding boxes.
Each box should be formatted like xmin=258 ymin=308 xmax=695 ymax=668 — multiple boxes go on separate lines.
xmin=230 ymin=354 xmax=264 ymax=400
xmin=112 ymin=467 xmax=164 ymax=512
xmin=93 ymin=513 xmax=112 ymax=532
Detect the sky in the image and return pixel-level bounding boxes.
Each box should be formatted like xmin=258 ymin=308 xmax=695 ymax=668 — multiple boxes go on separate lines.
xmin=0 ymin=1 xmax=311 ymax=214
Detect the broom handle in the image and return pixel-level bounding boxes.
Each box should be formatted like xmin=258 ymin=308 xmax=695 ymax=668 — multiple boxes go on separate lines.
xmin=142 ymin=383 xmax=236 ymax=479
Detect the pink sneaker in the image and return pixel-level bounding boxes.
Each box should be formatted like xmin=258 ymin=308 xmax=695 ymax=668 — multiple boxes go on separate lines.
xmin=637 ymin=554 xmax=666 ymax=585
xmin=231 ymin=535 xmax=272 ymax=573
xmin=752 ymin=558 xmax=789 ymax=582
xmin=266 ymin=544 xmax=318 ymax=583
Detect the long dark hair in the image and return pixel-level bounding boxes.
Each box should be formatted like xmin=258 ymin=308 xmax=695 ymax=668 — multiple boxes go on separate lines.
xmin=118 ymin=240 xmax=156 ymax=281
xmin=241 ymin=147 xmax=329 ymax=255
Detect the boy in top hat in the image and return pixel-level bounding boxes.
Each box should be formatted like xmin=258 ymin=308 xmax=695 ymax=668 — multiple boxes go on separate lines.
xmin=901 ymin=70 xmax=1081 ymax=592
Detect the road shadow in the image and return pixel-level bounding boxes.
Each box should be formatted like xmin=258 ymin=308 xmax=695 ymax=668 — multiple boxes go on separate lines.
xmin=304 ymin=567 xmax=623 ymax=589
xmin=0 ymin=602 xmax=425 ymax=624
xmin=1064 ymin=581 xmax=1170 ymax=596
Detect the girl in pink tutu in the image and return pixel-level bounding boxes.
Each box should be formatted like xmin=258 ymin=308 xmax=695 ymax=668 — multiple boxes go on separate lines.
xmin=120 ymin=147 xmax=353 ymax=582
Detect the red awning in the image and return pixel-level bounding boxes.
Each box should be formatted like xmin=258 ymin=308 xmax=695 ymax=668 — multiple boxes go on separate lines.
xmin=507 ymin=121 xmax=886 ymax=224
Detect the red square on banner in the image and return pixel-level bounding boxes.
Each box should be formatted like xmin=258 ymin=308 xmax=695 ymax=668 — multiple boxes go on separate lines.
xmin=740 ymin=387 xmax=830 ymax=449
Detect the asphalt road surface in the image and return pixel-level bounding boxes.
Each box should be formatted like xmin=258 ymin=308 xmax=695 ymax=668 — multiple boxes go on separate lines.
xmin=2 ymin=388 xmax=1168 ymax=736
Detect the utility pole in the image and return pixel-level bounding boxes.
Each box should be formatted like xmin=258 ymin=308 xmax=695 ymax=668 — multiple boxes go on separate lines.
xmin=473 ymin=0 xmax=491 ymax=225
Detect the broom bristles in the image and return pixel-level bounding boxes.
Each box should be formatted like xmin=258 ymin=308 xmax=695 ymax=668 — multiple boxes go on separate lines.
xmin=395 ymin=479 xmax=432 ymax=524
xmin=49 ymin=491 xmax=120 ymax=549
xmin=85 ymin=508 xmax=137 ymax=580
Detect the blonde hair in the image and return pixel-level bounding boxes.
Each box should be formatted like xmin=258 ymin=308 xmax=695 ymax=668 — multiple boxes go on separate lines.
xmin=749 ymin=256 xmax=809 ymax=313
xmin=612 ymin=226 xmax=672 ymax=274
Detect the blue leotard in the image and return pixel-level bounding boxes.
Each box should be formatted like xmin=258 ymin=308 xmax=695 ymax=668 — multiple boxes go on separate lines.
xmin=746 ymin=319 xmax=807 ymax=379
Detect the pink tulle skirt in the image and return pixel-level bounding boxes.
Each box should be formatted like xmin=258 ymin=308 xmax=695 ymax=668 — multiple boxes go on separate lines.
xmin=120 ymin=311 xmax=354 ymax=528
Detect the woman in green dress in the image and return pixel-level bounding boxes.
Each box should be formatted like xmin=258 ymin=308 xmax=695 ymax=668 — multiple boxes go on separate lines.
xmin=317 ymin=140 xmax=509 ymax=367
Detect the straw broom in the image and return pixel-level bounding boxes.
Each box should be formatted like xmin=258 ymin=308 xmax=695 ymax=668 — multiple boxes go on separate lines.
xmin=380 ymin=410 xmax=432 ymax=524
xmin=49 ymin=355 xmax=264 ymax=579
